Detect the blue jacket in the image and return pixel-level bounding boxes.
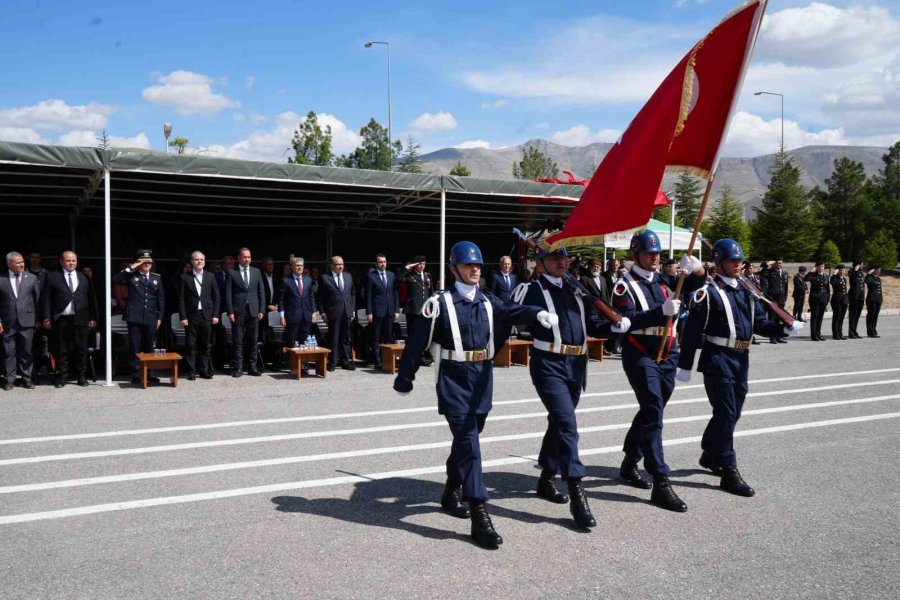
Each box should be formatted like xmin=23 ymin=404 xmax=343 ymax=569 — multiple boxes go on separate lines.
xmin=366 ymin=269 xmax=399 ymax=317
xmin=489 ymin=271 xmax=518 ymax=303
xmin=113 ymin=268 xmax=165 ymax=325
xmin=521 ymin=276 xmax=613 ymax=346
xmin=279 ymin=274 xmax=316 ymax=323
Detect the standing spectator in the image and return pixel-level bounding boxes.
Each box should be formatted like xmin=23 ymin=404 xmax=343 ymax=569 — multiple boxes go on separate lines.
xmin=830 ymin=264 xmax=849 ymax=340
xmin=488 ymin=255 xmax=518 ymax=302
xmin=602 ymin=258 xmax=619 ymax=304
xmin=743 ymin=262 xmax=762 ymax=345
xmin=865 ymin=265 xmax=882 ymax=338
xmin=279 ymin=256 xmax=317 ymax=349
xmin=318 ymin=256 xmax=356 ymax=371
xmin=1 ymin=252 xmax=40 ymax=389
xmin=26 ymin=250 xmax=48 ymax=284
xmin=580 ymin=259 xmax=607 ymax=300
xmin=403 ymin=255 xmax=434 ymax=366
xmin=178 ymin=251 xmax=220 ymax=380
xmin=792 ymin=266 xmax=808 ymax=322
xmin=764 ymin=259 xmax=788 ymax=344
xmin=365 ymin=254 xmax=399 ymax=370
xmin=224 ymin=247 xmax=265 ymax=377
xmin=847 ymin=260 xmax=867 ymax=339
xmin=26 ymin=250 xmax=50 ymax=380
xmin=40 ymin=251 xmax=98 ymax=388
xmin=805 ymin=261 xmax=830 ymax=342
xmin=113 ymin=251 xmax=165 ymax=385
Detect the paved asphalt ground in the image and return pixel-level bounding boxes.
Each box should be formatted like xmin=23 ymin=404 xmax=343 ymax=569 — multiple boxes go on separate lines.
xmin=1 ymin=318 xmax=899 ymax=599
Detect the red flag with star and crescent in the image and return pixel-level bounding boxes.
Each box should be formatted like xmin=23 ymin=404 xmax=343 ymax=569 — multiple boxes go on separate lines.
xmin=546 ymin=0 xmax=767 ymax=250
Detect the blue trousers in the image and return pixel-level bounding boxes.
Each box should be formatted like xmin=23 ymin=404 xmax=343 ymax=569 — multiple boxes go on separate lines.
xmin=700 ymin=349 xmax=749 ymax=469
xmin=622 ymin=352 xmax=677 ymax=476
xmin=445 ymin=413 xmax=489 ymax=501
xmin=530 ymin=351 xmax=587 ymax=480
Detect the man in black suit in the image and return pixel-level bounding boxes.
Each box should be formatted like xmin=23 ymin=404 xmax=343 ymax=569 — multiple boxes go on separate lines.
xmin=279 ymin=256 xmax=317 ymax=351
xmin=178 ymin=251 xmax=220 ymax=380
xmin=488 ymin=255 xmax=518 ymax=302
xmin=113 ymin=251 xmax=165 ymax=385
xmin=403 ymin=255 xmax=433 ymax=366
xmin=40 ymin=250 xmax=98 ymax=387
xmin=317 ymin=255 xmax=356 ymax=371
xmin=225 ymin=247 xmax=265 ymax=377
xmin=764 ymin=259 xmax=789 ymax=344
xmin=366 ymin=254 xmax=399 ymax=370
xmin=1 ymin=252 xmax=40 ymax=389
xmin=580 ymin=259 xmax=607 ymax=299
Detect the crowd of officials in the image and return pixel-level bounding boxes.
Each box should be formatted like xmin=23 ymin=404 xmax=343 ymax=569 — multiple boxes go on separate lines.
xmin=0 ymin=246 xmax=887 ymax=391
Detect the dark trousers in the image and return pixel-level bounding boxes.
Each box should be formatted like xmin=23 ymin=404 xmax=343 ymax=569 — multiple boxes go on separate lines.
xmin=769 ymin=296 xmax=786 ymax=341
xmin=531 ymin=351 xmax=587 ymax=480
xmin=848 ymin=297 xmax=864 ymax=336
xmin=185 ymin=314 xmax=213 ymax=376
xmin=809 ymin=300 xmax=827 ymax=339
xmin=701 ymin=351 xmax=749 ymax=470
xmin=831 ymin=300 xmax=847 ymax=339
xmin=371 ymin=315 xmax=394 ymax=367
xmin=445 ymin=412 xmax=488 ymax=501
xmin=232 ymin=308 xmax=260 ymax=372
xmin=51 ymin=316 xmax=88 ymax=379
xmin=127 ymin=322 xmax=158 ymax=375
xmin=866 ymin=301 xmax=882 ymax=336
xmin=792 ymin=294 xmax=806 ymax=320
xmin=622 ymin=353 xmax=678 ymax=476
xmin=282 ymin=320 xmax=311 ymax=347
xmin=326 ymin=314 xmax=353 ymax=365
xmin=2 ymin=324 xmax=34 ymax=382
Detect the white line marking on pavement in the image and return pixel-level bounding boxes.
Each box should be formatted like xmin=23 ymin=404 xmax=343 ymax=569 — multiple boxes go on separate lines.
xmin=1 ymin=411 xmax=897 ymax=525
xmin=2 ymin=368 xmax=897 ymax=446
xmin=2 ymin=394 xmax=897 ymax=495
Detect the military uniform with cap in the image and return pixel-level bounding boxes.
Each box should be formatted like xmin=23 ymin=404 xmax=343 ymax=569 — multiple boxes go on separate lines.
xmin=403 ymin=255 xmax=433 ymax=365
xmin=113 ymin=251 xmax=165 ymax=383
xmin=830 ymin=265 xmax=849 ymax=340
xmin=866 ymin=265 xmax=883 ymax=338
xmin=805 ymin=262 xmax=830 ymax=341
xmin=792 ymin=266 xmax=808 ymax=321
xmin=847 ymin=261 xmax=867 ymax=338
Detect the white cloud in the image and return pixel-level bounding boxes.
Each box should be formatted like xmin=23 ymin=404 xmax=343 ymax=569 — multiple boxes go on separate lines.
xmin=210 ymin=112 xmax=360 ymax=161
xmin=454 ymin=140 xmax=491 ymax=150
xmin=56 ymin=129 xmax=152 ymax=149
xmin=550 ymin=124 xmax=621 ymax=146
xmin=246 ymin=76 xmax=256 ymax=90
xmin=722 ymin=111 xmax=849 ymax=157
xmin=823 ymin=54 xmax=900 ymax=136
xmin=0 ymin=126 xmax=48 ymax=144
xmin=141 ymin=70 xmax=239 ymax=116
xmin=411 ymin=111 xmax=458 ymax=132
xmin=0 ymin=99 xmax=115 ymax=132
xmin=480 ymin=99 xmax=509 ymax=109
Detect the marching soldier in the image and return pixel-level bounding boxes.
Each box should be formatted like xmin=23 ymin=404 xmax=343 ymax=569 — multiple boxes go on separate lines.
xmin=865 ymin=265 xmax=883 ymax=338
xmin=516 ymin=246 xmax=630 ymax=529
xmin=403 ymin=255 xmax=434 ymax=366
xmin=830 ymin=265 xmax=849 ymax=340
xmin=393 ymin=241 xmax=553 ymax=549
xmin=805 ymin=262 xmax=830 ymax=341
xmin=792 ymin=266 xmax=808 ymax=322
xmin=678 ymin=239 xmax=802 ymax=497
xmin=847 ymin=260 xmax=866 ymax=338
xmin=113 ymin=251 xmax=165 ymax=385
xmin=613 ymin=230 xmax=706 ymax=512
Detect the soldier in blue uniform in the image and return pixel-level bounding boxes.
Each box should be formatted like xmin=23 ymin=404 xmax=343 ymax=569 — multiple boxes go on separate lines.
xmin=113 ymin=251 xmax=165 ymax=385
xmin=393 ymin=241 xmax=553 ymax=549
xmin=613 ymin=230 xmax=706 ymax=512
xmin=830 ymin=265 xmax=849 ymax=340
xmin=516 ymin=246 xmax=630 ymax=529
xmin=677 ymin=239 xmax=803 ymax=496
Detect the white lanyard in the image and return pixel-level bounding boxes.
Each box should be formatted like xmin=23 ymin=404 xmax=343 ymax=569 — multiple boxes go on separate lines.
xmin=623 ymin=272 xmax=650 ymax=311
xmin=712 ymin=286 xmax=737 ymax=346
xmin=442 ymin=291 xmax=494 ymax=360
xmin=539 ymin=282 xmax=587 ymax=353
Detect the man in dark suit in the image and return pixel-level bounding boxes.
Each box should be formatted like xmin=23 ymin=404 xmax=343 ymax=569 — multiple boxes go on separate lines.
xmin=764 ymin=259 xmax=788 ymax=344
xmin=403 ymin=255 xmax=433 ymax=366
xmin=1 ymin=252 xmax=40 ymax=389
xmin=279 ymin=256 xmax=317 ymax=345
xmin=225 ymin=247 xmax=265 ymax=377
xmin=113 ymin=251 xmax=165 ymax=385
xmin=40 ymin=250 xmax=98 ymax=387
xmin=366 ymin=254 xmax=399 ymax=370
xmin=178 ymin=251 xmax=220 ymax=380
xmin=580 ymin=259 xmax=607 ymax=300
xmin=488 ymin=255 xmax=518 ymax=302
xmin=317 ymin=255 xmax=356 ymax=371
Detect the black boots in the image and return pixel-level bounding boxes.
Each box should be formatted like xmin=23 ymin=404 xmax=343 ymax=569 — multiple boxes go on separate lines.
xmin=567 ymin=479 xmax=596 ymax=529
xmin=699 ymin=451 xmax=722 ymax=476
xmin=536 ymin=470 xmax=569 ymax=504
xmin=651 ymin=475 xmax=688 ymax=512
xmin=720 ymin=467 xmax=756 ymax=497
xmin=440 ymin=480 xmax=470 ymax=519
xmin=619 ymin=456 xmax=652 ymax=489
xmin=469 ymin=501 xmax=503 ymax=549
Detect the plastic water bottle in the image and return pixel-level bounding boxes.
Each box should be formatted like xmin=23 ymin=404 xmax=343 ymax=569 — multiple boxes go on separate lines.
xmin=308 ymin=334 xmax=316 ymax=349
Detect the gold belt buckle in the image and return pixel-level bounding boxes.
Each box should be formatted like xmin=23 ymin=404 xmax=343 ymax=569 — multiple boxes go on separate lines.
xmin=564 ymin=345 xmax=582 ymax=356
xmin=469 ymin=349 xmax=487 ymax=361
xmin=734 ymin=340 xmax=750 ymax=350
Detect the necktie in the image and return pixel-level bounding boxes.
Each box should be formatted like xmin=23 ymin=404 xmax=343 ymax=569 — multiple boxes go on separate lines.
xmin=143 ymin=274 xmax=150 ymax=285
xmin=13 ymin=273 xmax=19 ymax=296
xmin=504 ymin=274 xmax=510 ymax=287
xmin=242 ymin=268 xmax=249 ymax=287
xmin=380 ymin=271 xmax=386 ymax=287
xmin=67 ymin=271 xmax=74 ymax=292
xmin=296 ymin=276 xmax=303 ymax=296
xmin=337 ymin=274 xmax=344 ymax=292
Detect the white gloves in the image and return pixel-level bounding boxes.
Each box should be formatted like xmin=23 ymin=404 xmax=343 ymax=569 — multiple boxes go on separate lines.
xmin=675 ymin=368 xmax=692 ymax=382
xmin=662 ymin=298 xmax=681 ymax=316
xmin=536 ymin=311 xmax=559 ymax=329
xmin=611 ymin=316 xmax=631 ymax=334
xmin=679 ymin=254 xmax=702 ymax=274
xmin=785 ymin=321 xmax=804 ymax=336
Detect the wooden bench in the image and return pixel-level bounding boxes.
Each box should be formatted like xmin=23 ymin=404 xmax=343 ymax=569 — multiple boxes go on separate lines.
xmin=380 ymin=342 xmax=406 ymax=374
xmin=494 ymin=339 xmax=532 ymax=367
xmin=586 ymin=337 xmax=607 ymax=362
xmin=283 ymin=347 xmax=331 ymax=380
xmin=136 ymin=352 xmax=182 ymax=389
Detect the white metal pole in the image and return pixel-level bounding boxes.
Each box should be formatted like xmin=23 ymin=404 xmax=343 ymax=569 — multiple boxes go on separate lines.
xmin=387 ymin=43 xmax=392 ymax=159
xmin=439 ymin=188 xmax=446 ymax=290
xmin=103 ymin=168 xmax=113 ymax=386
xmin=669 ymin=198 xmax=676 ymax=260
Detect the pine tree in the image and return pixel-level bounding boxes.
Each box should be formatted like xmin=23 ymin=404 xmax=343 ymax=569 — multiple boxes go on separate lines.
xmin=750 ymin=157 xmax=820 ymax=260
xmin=449 ymin=162 xmax=471 ymax=177
xmin=869 ymin=141 xmax=900 ymax=250
xmin=706 ymin=185 xmax=752 ymax=255
xmin=861 ymin=228 xmax=898 ymax=268
xmin=397 ymin=135 xmax=424 ymax=173
xmin=338 ymin=118 xmax=400 ymax=171
xmin=672 ymin=172 xmax=703 ymax=228
xmin=818 ymin=240 xmax=842 ymax=268
xmin=288 ymin=111 xmax=334 ymax=166
xmin=512 ymin=146 xmax=558 ymax=180
xmin=817 ymin=157 xmax=868 ymax=259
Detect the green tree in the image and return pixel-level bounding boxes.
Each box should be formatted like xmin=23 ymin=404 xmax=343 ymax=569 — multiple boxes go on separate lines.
xmin=816 ymin=157 xmax=868 ymax=259
xmin=818 ymin=239 xmax=842 ymax=268
xmin=288 ymin=111 xmax=334 ymax=166
xmin=449 ymin=161 xmax=471 ymax=177
xmin=861 ymin=228 xmax=898 ymax=268
xmin=397 ymin=135 xmax=424 ymax=173
xmin=706 ymin=185 xmax=752 ymax=255
xmin=750 ymin=157 xmax=819 ymax=260
xmin=672 ymin=172 xmax=703 ymax=228
xmin=339 ymin=118 xmax=400 ymax=171
xmin=512 ymin=146 xmax=558 ymax=180
xmin=869 ymin=141 xmax=900 ymax=249
xmin=169 ymin=137 xmax=190 ymax=155
xmin=652 ymin=205 xmax=672 ymax=224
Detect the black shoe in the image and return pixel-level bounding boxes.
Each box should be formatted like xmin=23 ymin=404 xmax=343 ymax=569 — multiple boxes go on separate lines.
xmin=536 ymin=471 xmax=569 ymax=503
xmin=342 ymin=362 xmax=356 ymax=371
xmin=232 ymin=371 xmax=243 ymax=378
xmin=567 ymin=479 xmax=596 ymax=529
xmin=200 ymin=373 xmax=213 ymax=380
xmin=651 ymin=475 xmax=688 ymax=512
xmin=55 ymin=380 xmax=65 ymax=389
xmin=23 ymin=381 xmax=35 ymax=390
xmin=440 ymin=481 xmax=470 ymax=519
xmin=769 ymin=339 xmax=778 ymax=344
xmin=326 ymin=364 xmax=336 ymax=372
xmin=776 ymin=338 xmax=788 ymax=344
xmin=720 ymin=467 xmax=755 ymax=497
xmin=186 ymin=373 xmax=196 ymax=381
xmin=148 ymin=376 xmax=161 ymax=383
xmin=469 ymin=501 xmax=502 ymax=549
xmin=699 ymin=451 xmax=722 ymax=475
xmin=619 ymin=456 xmax=652 ymax=489
xmin=77 ymin=377 xmax=89 ymax=387
xmin=2 ymin=382 xmax=13 ymax=391
xmin=248 ymin=369 xmax=262 ymax=376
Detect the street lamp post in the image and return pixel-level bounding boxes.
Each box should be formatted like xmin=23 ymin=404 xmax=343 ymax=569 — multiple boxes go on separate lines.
xmin=163 ymin=123 xmax=173 ymax=155
xmin=754 ymin=91 xmax=783 ymax=167
xmin=364 ymin=40 xmax=392 ymax=160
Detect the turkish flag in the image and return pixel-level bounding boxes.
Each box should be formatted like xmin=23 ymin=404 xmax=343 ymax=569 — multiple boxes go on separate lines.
xmin=546 ymin=0 xmax=767 ymax=250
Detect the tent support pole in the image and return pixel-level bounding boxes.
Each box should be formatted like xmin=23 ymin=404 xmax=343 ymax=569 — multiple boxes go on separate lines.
xmin=103 ymin=168 xmax=114 ymax=386
xmin=669 ymin=198 xmax=675 ymax=259
xmin=439 ymin=188 xmax=446 ymax=290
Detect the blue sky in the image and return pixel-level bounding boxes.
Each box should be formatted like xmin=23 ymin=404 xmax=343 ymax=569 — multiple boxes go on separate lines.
xmin=1 ymin=0 xmax=898 ymax=161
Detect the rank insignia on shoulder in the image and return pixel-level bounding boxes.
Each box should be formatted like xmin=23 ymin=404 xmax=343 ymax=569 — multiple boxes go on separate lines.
xmin=152 ymin=280 xmax=158 ymax=285
xmin=132 ymin=277 xmax=139 ymax=283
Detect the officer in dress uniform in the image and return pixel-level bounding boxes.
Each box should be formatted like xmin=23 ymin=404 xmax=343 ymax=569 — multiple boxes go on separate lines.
xmin=764 ymin=259 xmax=788 ymax=344
xmin=847 ymin=260 xmax=867 ymax=339
xmin=792 ymin=266 xmax=808 ymax=322
xmin=805 ymin=261 xmax=830 ymax=341
xmin=677 ymin=239 xmax=803 ymax=496
xmin=403 ymin=255 xmax=434 ymax=366
xmin=516 ymin=246 xmax=630 ymax=529
xmin=393 ymin=241 xmax=552 ymax=549
xmin=113 ymin=250 xmax=165 ymax=385
xmin=865 ymin=265 xmax=883 ymax=338
xmin=830 ymin=265 xmax=849 ymax=340
xmin=613 ymin=230 xmax=706 ymax=512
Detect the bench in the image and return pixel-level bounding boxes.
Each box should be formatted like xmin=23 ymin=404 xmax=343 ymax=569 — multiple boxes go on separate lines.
xmin=380 ymin=342 xmax=407 ymax=374
xmin=495 ymin=339 xmax=532 ymax=368
xmin=282 ymin=347 xmax=331 ymax=380
xmin=136 ymin=352 xmax=182 ymax=388
xmin=586 ymin=337 xmax=607 ymax=362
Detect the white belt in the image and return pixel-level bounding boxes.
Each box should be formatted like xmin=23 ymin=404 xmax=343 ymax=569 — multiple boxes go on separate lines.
xmin=533 ymin=339 xmax=587 ymax=356
xmin=706 ymin=336 xmax=751 ymax=350
xmin=631 ymin=326 xmax=669 ymax=337
xmin=440 ymin=348 xmax=489 ymax=362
